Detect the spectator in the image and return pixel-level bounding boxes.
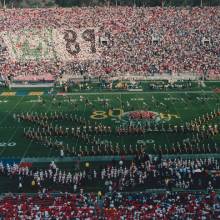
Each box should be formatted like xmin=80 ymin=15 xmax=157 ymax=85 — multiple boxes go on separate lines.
xmin=0 ymin=7 xmax=219 ymax=82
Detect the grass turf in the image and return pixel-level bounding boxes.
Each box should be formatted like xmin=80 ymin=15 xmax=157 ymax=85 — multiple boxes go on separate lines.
xmin=0 ymin=87 xmax=220 ymax=159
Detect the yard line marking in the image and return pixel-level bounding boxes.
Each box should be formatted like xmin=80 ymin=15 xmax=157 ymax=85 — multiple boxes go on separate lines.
xmin=73 ymin=101 xmax=87 ymax=155
xmin=0 ymin=128 xmax=19 ymax=156
xmin=4 ymin=97 xmax=36 ymax=159
xmin=20 ymin=100 xmax=38 ymax=159
xmin=0 ymin=96 xmax=25 ymax=128
xmin=167 ymin=94 xmax=190 ymax=149
xmin=45 ymin=97 xmax=57 ymax=158
xmin=0 ymin=97 xmax=26 ymax=156
xmin=21 ymin=140 xmax=32 ymax=159
xmin=115 ymin=91 xmax=124 ymax=147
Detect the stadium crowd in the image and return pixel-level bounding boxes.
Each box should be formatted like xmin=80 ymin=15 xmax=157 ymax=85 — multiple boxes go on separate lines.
xmin=0 ymin=7 xmax=219 ymax=81
xmin=0 ymin=191 xmax=220 ymax=219
xmin=0 ymin=6 xmax=220 ymax=220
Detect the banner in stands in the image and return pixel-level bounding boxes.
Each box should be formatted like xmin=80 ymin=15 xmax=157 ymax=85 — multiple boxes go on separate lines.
xmin=1 ymin=28 xmax=101 ymax=62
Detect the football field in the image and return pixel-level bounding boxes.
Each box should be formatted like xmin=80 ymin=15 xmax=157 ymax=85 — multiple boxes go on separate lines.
xmin=0 ymin=87 xmax=220 ymax=160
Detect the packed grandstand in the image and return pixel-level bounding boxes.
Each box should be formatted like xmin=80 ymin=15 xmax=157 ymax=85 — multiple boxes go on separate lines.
xmin=0 ymin=3 xmax=220 ymax=220
xmin=0 ymin=7 xmax=219 ymax=82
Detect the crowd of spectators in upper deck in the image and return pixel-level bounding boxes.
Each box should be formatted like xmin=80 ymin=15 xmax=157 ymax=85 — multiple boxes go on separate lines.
xmin=0 ymin=7 xmax=219 ymax=81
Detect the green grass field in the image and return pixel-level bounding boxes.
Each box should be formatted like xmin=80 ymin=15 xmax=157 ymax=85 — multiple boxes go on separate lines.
xmin=1 ymin=83 xmax=220 ymax=160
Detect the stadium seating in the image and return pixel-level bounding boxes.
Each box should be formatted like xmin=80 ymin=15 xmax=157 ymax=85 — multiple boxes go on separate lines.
xmin=0 ymin=191 xmax=219 ymax=219
xmin=0 ymin=7 xmax=219 ymax=81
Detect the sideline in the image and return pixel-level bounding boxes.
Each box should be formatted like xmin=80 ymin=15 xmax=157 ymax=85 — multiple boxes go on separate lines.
xmin=57 ymin=90 xmax=215 ymax=96
xmin=16 ymin=153 xmax=220 ymax=163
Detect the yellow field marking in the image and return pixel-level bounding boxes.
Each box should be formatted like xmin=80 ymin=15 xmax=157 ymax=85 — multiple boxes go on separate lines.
xmin=28 ymin=92 xmax=44 ymax=96
xmin=90 ymin=111 xmax=108 ymax=120
xmin=1 ymin=92 xmax=16 ymax=96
